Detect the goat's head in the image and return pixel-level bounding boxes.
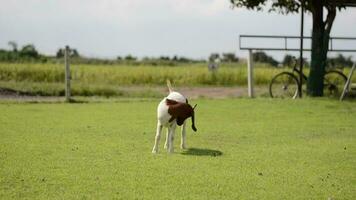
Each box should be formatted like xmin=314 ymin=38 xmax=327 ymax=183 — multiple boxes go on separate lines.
xmin=166 ymin=99 xmax=197 ymax=132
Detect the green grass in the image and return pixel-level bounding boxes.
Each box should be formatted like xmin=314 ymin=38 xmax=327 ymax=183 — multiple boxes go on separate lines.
xmin=1 ymin=62 xmax=354 ymax=97
xmin=0 ymin=62 xmax=279 ymax=86
xmin=0 ymin=98 xmax=355 ymax=199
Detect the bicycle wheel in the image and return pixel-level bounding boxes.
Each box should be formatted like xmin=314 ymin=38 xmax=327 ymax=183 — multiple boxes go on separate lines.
xmin=324 ymin=70 xmax=347 ymax=97
xmin=269 ymin=72 xmax=299 ymax=99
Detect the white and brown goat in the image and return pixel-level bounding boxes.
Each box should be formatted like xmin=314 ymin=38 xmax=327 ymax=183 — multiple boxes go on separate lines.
xmin=152 ymin=81 xmax=197 ymax=153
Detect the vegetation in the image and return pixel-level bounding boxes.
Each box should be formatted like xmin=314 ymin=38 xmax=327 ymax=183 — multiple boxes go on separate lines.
xmin=0 ymin=40 xmax=354 ymax=97
xmin=0 ymin=99 xmax=355 ymax=199
xmin=0 ymin=41 xmax=209 ymax=66
xmin=253 ymin=51 xmax=279 ymax=67
xmin=1 ymin=62 xmax=354 ymax=97
xmin=208 ymin=53 xmax=239 ymax=63
xmin=282 ymin=54 xmax=310 ymax=68
xmin=327 ymin=54 xmax=354 ymax=69
xmin=56 ymin=47 xmax=80 ymax=58
xmin=0 ymin=44 xmax=43 ymax=62
xmin=0 ymin=62 xmax=288 ymax=96
xmin=230 ymin=0 xmax=349 ymax=96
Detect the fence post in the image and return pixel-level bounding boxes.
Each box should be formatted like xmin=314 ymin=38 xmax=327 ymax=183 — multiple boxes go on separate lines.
xmin=247 ymin=49 xmax=254 ymax=98
xmin=64 ymin=46 xmax=71 ymax=101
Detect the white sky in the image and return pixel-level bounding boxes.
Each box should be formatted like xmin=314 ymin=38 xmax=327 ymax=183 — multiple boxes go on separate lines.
xmin=0 ymin=0 xmax=356 ymax=61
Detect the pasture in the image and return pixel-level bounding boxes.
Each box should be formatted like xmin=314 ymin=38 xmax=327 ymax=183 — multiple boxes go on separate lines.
xmin=1 ymin=63 xmax=355 ymax=97
xmin=0 ymin=62 xmax=279 ymax=97
xmin=0 ymin=98 xmax=355 ymax=199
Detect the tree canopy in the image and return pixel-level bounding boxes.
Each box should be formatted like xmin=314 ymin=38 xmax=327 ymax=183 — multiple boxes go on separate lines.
xmin=230 ymin=0 xmax=345 ymax=13
xmin=230 ymin=0 xmax=349 ymax=96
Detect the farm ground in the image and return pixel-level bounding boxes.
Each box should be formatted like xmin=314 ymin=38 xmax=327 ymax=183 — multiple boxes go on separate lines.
xmin=0 ymin=98 xmax=355 ymax=199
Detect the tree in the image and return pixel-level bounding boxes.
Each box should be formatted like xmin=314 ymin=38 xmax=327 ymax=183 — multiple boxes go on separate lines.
xmin=19 ymin=44 xmax=39 ymax=59
xmin=327 ymin=54 xmax=353 ymax=68
xmin=71 ymin=49 xmax=80 ymax=58
xmin=159 ymin=56 xmax=170 ymax=61
xmin=56 ymin=47 xmax=80 ymax=58
xmin=8 ymin=41 xmax=18 ymax=52
xmin=222 ymin=53 xmax=239 ymax=62
xmin=230 ymin=0 xmax=346 ymax=96
xmin=209 ymin=53 xmax=220 ymax=62
xmin=282 ymin=54 xmax=310 ymax=67
xmin=56 ymin=49 xmax=64 ymax=58
xmin=253 ymin=51 xmax=278 ymax=66
xmin=124 ymin=55 xmax=137 ymax=61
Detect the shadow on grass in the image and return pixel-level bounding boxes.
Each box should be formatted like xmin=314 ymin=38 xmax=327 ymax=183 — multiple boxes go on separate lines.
xmin=181 ymin=148 xmax=223 ymax=157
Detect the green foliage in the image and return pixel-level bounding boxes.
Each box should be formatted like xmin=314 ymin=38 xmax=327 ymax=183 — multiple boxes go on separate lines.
xmin=282 ymin=54 xmax=295 ymax=67
xmin=327 ymin=54 xmax=354 ymax=68
xmin=222 ymin=53 xmax=239 ymax=62
xmin=208 ymin=53 xmax=220 ymax=62
xmin=124 ymin=54 xmax=137 ymax=61
xmin=230 ymin=0 xmax=344 ymax=13
xmin=19 ymin=44 xmax=39 ymax=59
xmin=230 ymin=0 xmax=348 ymax=96
xmin=253 ymin=51 xmax=279 ymax=67
xmin=0 ymin=50 xmax=18 ymax=62
xmin=0 ymin=43 xmax=44 ymax=62
xmin=209 ymin=53 xmax=238 ymax=63
xmin=0 ymin=63 xmax=283 ymax=86
xmin=7 ymin=41 xmax=18 ymax=52
xmin=0 ymin=99 xmax=355 ymax=199
xmin=1 ymin=62 xmax=354 ymax=97
xmin=56 ymin=47 xmax=80 ymax=58
xmin=282 ymin=54 xmax=310 ymax=68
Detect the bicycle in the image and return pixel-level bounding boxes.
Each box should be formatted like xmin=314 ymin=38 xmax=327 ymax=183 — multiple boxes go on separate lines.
xmin=269 ymin=59 xmax=347 ymax=98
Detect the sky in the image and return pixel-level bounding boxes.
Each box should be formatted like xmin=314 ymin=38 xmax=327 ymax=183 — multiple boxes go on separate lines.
xmin=0 ymin=0 xmax=356 ymax=61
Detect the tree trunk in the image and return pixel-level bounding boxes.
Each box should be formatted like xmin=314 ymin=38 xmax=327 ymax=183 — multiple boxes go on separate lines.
xmin=307 ymin=1 xmax=336 ymax=97
xmin=307 ymin=2 xmax=326 ymax=96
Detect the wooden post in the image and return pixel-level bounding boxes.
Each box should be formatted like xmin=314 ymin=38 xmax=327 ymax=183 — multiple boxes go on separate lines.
xmin=340 ymin=63 xmax=356 ymax=101
xmin=64 ymin=46 xmax=71 ymax=101
xmin=247 ymin=49 xmax=254 ymax=98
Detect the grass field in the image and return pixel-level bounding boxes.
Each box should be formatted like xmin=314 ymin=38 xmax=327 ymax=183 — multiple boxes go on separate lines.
xmin=0 ymin=62 xmax=278 ymax=86
xmin=0 ymin=98 xmax=355 ymax=199
xmin=0 ymin=62 xmax=287 ymax=97
xmin=1 ymin=62 xmax=354 ymax=97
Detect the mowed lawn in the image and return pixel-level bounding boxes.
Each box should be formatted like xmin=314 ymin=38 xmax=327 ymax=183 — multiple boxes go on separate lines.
xmin=0 ymin=98 xmax=355 ymax=199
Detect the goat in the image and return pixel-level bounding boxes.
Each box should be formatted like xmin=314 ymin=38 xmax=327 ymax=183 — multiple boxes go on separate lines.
xmin=152 ymin=80 xmax=197 ymax=153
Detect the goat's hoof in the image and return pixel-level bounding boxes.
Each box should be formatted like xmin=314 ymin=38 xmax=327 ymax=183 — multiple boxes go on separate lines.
xmin=180 ymin=145 xmax=187 ymax=149
xmin=152 ymin=149 xmax=158 ymax=154
xmin=164 ymin=144 xmax=168 ymax=149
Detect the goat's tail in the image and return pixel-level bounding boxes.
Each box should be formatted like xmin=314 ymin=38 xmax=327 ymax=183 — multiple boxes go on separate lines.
xmin=166 ymin=79 xmax=173 ymax=93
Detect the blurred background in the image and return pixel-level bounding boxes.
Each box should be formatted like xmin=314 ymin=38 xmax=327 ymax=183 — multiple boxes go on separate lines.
xmin=0 ymin=0 xmax=355 ymax=99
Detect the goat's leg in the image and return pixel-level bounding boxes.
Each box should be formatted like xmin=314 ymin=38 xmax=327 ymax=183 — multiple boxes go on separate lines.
xmin=164 ymin=129 xmax=169 ymax=149
xmin=180 ymin=121 xmax=187 ymax=149
xmin=152 ymin=122 xmax=163 ymax=153
xmin=168 ymin=123 xmax=176 ymax=153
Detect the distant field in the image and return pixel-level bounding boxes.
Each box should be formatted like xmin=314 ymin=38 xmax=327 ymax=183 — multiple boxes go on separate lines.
xmin=0 ymin=62 xmax=353 ymax=97
xmin=0 ymin=62 xmax=278 ymax=86
xmin=0 ymin=62 xmax=283 ymax=96
xmin=0 ymin=98 xmax=355 ymax=199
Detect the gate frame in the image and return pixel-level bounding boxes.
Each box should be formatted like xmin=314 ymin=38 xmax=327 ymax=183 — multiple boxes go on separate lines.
xmin=239 ymin=34 xmax=356 ymax=98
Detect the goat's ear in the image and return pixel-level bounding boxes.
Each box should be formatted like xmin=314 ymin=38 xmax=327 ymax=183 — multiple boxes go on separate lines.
xmin=176 ymin=117 xmax=184 ymax=126
xmin=166 ymin=98 xmax=178 ymax=106
xmin=168 ymin=103 xmax=193 ymax=126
